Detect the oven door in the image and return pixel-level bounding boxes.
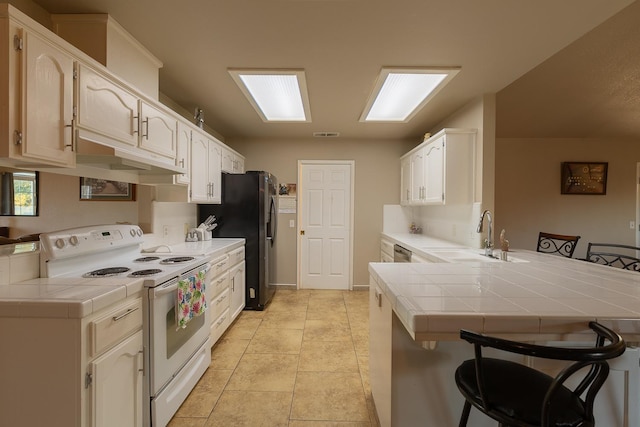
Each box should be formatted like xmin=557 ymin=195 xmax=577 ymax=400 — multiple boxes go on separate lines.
xmin=148 ymin=265 xmax=211 ymax=396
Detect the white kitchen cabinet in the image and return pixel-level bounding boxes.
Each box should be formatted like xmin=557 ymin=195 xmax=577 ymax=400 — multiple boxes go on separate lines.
xmin=229 ymin=260 xmax=245 ymax=320
xmin=189 ymin=130 xmax=222 ymax=204
xmin=76 ymin=63 xmax=139 ymax=148
xmin=0 ymin=295 xmax=143 ymax=427
xmin=380 ymin=238 xmax=394 ymax=262
xmin=369 ymin=282 xmax=392 ymax=427
xmin=221 ymin=146 xmax=245 ymax=174
xmin=409 ymin=149 xmax=425 ymax=204
xmin=1 ymin=17 xmax=75 ymax=167
xmin=400 ymin=156 xmax=411 ymax=206
xmin=90 ymin=330 xmax=143 ymax=427
xmin=173 ymin=120 xmax=191 ymax=185
xmin=207 ymin=246 xmax=245 ymax=347
xmin=139 ymin=100 xmax=177 ymax=160
xmin=400 ymin=128 xmax=476 ymax=206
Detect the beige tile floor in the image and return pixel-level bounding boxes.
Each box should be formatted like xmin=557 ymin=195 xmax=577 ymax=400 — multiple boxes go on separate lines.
xmin=168 ymin=289 xmax=378 ymax=427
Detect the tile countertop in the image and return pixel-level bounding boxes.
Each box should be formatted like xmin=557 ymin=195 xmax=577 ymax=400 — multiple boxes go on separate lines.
xmin=372 ymin=234 xmax=640 ymax=343
xmin=0 ymin=277 xmax=144 ymax=319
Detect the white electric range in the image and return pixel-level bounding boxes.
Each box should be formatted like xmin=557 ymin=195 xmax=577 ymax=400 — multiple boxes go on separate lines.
xmin=39 ymin=224 xmax=212 ymax=427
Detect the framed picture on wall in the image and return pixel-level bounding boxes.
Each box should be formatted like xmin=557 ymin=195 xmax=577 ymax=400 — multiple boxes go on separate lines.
xmin=79 ymin=178 xmax=136 ymax=201
xmin=561 ymin=162 xmax=608 ymax=195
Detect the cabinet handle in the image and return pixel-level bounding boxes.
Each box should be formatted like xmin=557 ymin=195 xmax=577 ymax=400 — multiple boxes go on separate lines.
xmin=375 ymin=290 xmax=382 ymax=307
xmin=112 ymin=306 xmax=139 ymax=321
xmin=179 ymin=158 xmax=185 ymax=168
xmin=216 ymin=315 xmax=227 ymax=325
xmin=142 ymin=117 xmax=149 ymax=140
xmin=65 ymin=120 xmax=74 ymax=151
xmin=217 ymin=294 xmax=227 ymax=303
xmin=231 ymin=278 xmax=234 ymax=291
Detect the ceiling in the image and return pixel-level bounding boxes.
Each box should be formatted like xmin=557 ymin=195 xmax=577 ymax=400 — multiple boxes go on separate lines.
xmin=25 ymin=0 xmax=637 ymax=142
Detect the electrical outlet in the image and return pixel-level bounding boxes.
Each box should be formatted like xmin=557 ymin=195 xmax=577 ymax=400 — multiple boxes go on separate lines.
xmin=631 ymin=221 xmax=636 ymax=230
xmin=289 ymin=220 xmax=295 ymax=228
xmin=163 ymin=225 xmax=170 ymax=237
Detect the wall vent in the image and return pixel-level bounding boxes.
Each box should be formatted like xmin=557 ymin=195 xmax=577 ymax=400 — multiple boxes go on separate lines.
xmin=313 ymin=131 xmax=340 ymax=138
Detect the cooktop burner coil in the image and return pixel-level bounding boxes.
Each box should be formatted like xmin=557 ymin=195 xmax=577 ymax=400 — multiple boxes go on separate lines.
xmin=134 ymin=256 xmax=161 ymax=263
xmin=160 ymin=256 xmax=195 ymax=264
xmin=83 ymin=267 xmax=131 ymax=278
xmin=129 ymin=269 xmax=163 ymax=277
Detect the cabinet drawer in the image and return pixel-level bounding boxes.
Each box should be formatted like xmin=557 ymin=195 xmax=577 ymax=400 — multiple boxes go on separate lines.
xmin=208 ymin=254 xmax=229 ymax=278
xmin=210 ymin=288 xmax=230 ymax=320
xmin=228 ymin=246 xmax=245 ymax=266
xmin=91 ymin=298 xmax=142 ymax=357
xmin=210 ymin=308 xmax=230 ymax=346
xmin=381 ymin=239 xmax=394 ymax=257
xmin=209 ymin=271 xmax=229 ymax=300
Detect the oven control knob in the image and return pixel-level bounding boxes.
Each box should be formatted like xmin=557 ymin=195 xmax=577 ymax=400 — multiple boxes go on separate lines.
xmin=136 ymin=228 xmax=143 ymax=237
xmin=55 ymin=238 xmax=66 ymax=249
xmin=69 ymin=235 xmax=79 ymax=246
xmin=130 ymin=229 xmax=136 ymax=237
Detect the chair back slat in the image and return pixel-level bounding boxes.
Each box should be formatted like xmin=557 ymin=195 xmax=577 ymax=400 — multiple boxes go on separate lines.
xmin=537 ymin=232 xmax=581 ymax=258
xmin=586 ymin=243 xmax=640 ymax=271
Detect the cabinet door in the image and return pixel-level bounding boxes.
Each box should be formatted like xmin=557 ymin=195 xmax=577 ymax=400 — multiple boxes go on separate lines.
xmin=189 ymin=131 xmax=210 ymax=203
xmin=76 ymin=64 xmax=139 ymax=147
xmin=423 ymin=138 xmax=444 ymax=204
xmin=21 ymin=30 xmax=75 ymax=166
xmin=208 ymin=141 xmax=222 ymax=204
xmin=221 ymin=147 xmax=235 ymax=173
xmin=234 ymin=155 xmax=245 ymax=173
xmin=229 ymin=260 xmax=245 ymax=321
xmin=410 ymin=149 xmax=425 ymax=204
xmin=369 ymin=284 xmax=392 ymax=427
xmin=140 ymin=101 xmax=177 ymax=159
xmin=400 ymin=156 xmax=411 ymax=205
xmin=174 ymin=121 xmax=191 ymax=185
xmin=90 ymin=330 xmax=143 ymax=427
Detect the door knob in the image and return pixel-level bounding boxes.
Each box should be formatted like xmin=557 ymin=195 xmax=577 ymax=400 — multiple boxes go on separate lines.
xmin=300 ymin=230 xmax=305 ymax=235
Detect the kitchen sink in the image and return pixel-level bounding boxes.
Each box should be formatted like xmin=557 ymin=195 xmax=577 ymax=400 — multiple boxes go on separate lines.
xmin=423 ymin=249 xmax=528 ymax=264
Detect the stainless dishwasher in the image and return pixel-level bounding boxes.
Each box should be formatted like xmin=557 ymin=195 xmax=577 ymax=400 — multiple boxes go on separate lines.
xmin=393 ymin=244 xmax=412 ymax=262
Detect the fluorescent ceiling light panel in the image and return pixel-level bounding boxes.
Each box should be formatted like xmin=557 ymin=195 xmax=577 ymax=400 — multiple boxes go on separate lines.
xmin=361 ymin=67 xmax=460 ymax=122
xmin=229 ymin=69 xmax=311 ymax=122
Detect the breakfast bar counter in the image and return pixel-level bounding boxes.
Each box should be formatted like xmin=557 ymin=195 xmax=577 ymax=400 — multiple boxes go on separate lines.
xmin=368 ymin=251 xmax=640 ymax=427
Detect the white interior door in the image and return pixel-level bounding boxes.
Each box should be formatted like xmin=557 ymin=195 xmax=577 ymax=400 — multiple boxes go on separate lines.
xmin=298 ymin=161 xmax=354 ymax=290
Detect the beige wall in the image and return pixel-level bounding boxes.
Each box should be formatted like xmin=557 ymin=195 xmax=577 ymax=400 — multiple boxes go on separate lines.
xmin=0 ymin=172 xmax=138 ymax=238
xmin=228 ymin=137 xmax=415 ymax=286
xmin=495 ymin=138 xmax=640 ymax=259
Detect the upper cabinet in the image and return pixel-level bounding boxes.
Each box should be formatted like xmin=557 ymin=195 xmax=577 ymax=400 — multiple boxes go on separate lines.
xmin=190 ymin=130 xmax=222 ymax=204
xmin=221 ymin=146 xmax=245 ymax=174
xmin=76 ymin=64 xmax=139 ymax=148
xmin=1 ymin=4 xmax=242 ymax=184
xmin=400 ymin=129 xmax=476 ymax=206
xmin=1 ymin=19 xmax=76 ymax=167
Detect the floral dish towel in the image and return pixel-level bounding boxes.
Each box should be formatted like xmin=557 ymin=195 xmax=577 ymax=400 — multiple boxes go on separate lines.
xmin=176 ymin=268 xmax=208 ymax=329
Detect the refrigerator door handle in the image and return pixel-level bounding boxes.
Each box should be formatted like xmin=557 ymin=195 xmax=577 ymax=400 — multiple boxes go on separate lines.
xmin=269 ymin=195 xmax=277 ymax=246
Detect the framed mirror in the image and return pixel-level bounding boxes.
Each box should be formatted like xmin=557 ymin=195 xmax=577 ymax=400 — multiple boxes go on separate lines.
xmin=0 ymin=170 xmax=39 ymax=216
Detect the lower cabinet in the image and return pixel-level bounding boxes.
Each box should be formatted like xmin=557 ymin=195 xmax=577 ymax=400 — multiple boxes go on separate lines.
xmin=380 ymin=238 xmax=394 ymax=262
xmin=0 ymin=295 xmax=143 ymax=427
xmin=89 ymin=330 xmax=143 ymax=427
xmin=369 ymin=281 xmax=392 ymax=427
xmin=207 ymin=245 xmax=245 ymax=347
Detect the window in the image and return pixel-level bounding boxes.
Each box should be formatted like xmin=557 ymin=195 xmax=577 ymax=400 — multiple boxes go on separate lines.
xmin=0 ymin=171 xmax=39 ymax=216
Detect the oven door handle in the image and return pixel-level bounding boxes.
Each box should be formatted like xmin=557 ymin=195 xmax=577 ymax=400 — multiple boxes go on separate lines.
xmin=154 ymin=281 xmax=179 ymax=298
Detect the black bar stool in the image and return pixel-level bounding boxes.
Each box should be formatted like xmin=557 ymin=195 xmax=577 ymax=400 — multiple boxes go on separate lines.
xmin=455 ymin=321 xmax=625 ymax=427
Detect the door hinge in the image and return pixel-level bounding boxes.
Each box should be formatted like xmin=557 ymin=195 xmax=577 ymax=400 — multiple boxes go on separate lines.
xmin=13 ymin=35 xmax=23 ymax=51
xmin=14 ymin=130 xmax=22 ymax=145
xmin=73 ymin=68 xmax=78 ymax=79
xmin=85 ymin=372 xmax=93 ymax=389
xmin=73 ymin=106 xmax=77 ymax=117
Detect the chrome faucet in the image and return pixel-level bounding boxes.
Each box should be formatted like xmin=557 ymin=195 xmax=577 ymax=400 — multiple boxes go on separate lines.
xmin=477 ymin=209 xmax=494 ymax=257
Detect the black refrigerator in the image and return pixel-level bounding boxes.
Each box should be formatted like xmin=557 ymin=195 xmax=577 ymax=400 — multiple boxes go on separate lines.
xmin=198 ymin=171 xmax=278 ymax=310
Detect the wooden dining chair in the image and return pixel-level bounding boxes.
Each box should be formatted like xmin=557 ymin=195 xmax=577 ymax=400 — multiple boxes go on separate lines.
xmin=586 ymin=242 xmax=640 ymax=271
xmin=536 ymin=232 xmax=581 ymax=258
xmin=455 ymin=321 xmax=625 ymax=427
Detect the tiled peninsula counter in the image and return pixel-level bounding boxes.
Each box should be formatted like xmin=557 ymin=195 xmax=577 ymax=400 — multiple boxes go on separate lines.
xmin=369 ymin=242 xmax=640 ymax=427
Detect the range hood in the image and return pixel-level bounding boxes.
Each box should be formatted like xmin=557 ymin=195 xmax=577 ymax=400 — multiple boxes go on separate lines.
xmin=75 ymin=135 xmax=186 ymax=176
